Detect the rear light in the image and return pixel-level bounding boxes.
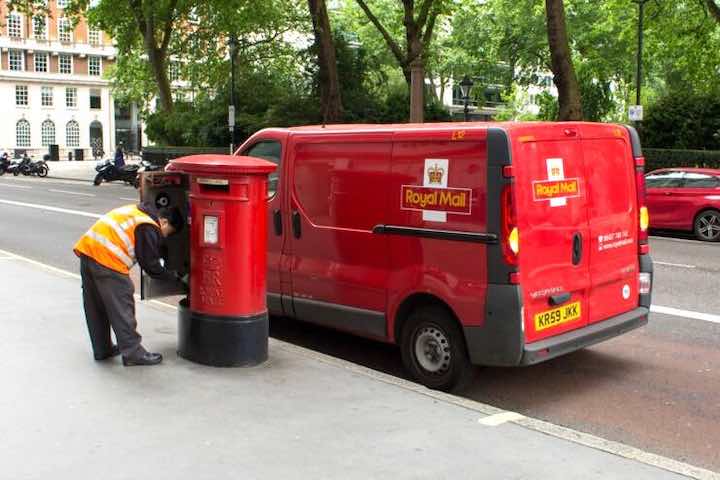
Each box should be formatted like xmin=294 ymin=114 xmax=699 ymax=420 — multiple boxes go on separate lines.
xmin=639 ymin=272 xmax=651 ymax=295
xmin=501 ymin=185 xmax=518 ymax=266
xmin=635 ymin=160 xmax=649 ymax=253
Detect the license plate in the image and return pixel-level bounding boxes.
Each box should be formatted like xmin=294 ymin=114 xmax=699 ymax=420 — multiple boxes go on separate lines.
xmin=534 ymin=301 xmax=581 ymax=331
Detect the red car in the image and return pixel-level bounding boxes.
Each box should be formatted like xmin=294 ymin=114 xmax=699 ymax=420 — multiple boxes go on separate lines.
xmin=645 ymin=168 xmax=720 ymax=241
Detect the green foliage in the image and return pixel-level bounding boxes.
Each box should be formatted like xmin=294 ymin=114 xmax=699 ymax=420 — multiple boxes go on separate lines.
xmin=641 ymin=91 xmax=720 ymax=150
xmin=645 ymin=148 xmax=720 ymax=171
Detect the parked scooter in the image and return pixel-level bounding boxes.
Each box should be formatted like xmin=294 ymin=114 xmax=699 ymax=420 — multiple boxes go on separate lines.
xmin=94 ymin=158 xmax=140 ymax=187
xmin=13 ymin=154 xmax=48 ymax=177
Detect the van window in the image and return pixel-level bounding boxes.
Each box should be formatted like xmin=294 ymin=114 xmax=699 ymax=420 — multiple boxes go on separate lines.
xmin=645 ymin=171 xmax=684 ymax=188
xmin=681 ymin=173 xmax=719 ymax=188
xmin=244 ymin=140 xmax=281 ymax=198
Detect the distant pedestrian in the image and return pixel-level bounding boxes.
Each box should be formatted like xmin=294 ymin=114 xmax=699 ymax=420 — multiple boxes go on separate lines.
xmin=114 ymin=143 xmax=125 ymax=168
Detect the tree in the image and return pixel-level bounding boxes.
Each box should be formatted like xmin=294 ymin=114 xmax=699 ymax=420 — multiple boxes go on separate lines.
xmin=354 ymin=0 xmax=447 ymax=122
xmin=544 ymin=0 xmax=582 ymax=120
xmin=308 ymin=0 xmax=343 ymax=122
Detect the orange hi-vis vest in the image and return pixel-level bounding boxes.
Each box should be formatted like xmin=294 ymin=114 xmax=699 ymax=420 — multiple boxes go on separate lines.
xmin=74 ymin=204 xmax=160 ymax=275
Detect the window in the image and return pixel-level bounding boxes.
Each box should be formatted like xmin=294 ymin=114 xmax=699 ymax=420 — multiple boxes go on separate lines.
xmin=169 ymin=62 xmax=180 ymax=81
xmin=58 ymin=18 xmax=72 ymax=43
xmin=8 ymin=12 xmax=22 ymax=38
xmin=682 ymin=173 xmax=720 ymax=189
xmin=9 ymin=50 xmax=24 ymax=71
xmin=244 ymin=141 xmax=282 ymax=197
xmin=66 ymin=87 xmax=77 ymax=108
xmin=33 ymin=16 xmax=47 ymax=39
xmin=41 ymin=120 xmax=55 ymax=146
xmin=42 ymin=86 xmax=53 ymax=107
xmin=90 ymin=89 xmax=101 ymax=109
xmin=34 ymin=52 xmax=48 ymax=72
xmin=88 ymin=56 xmax=101 ymax=76
xmin=57 ymin=0 xmax=68 ymax=8
xmin=15 ymin=85 xmax=28 ymax=106
xmin=645 ymin=171 xmax=685 ymax=188
xmin=88 ymin=28 xmax=101 ymax=45
xmin=16 ymin=120 xmax=31 ymax=147
xmin=59 ymin=54 xmax=73 ymax=74
xmin=66 ymin=120 xmax=80 ymax=147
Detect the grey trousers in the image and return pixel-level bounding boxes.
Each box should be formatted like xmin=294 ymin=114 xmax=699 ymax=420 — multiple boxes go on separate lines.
xmin=80 ymin=255 xmax=142 ymax=357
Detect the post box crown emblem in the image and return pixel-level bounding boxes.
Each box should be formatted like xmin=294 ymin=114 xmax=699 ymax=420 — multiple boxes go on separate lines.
xmin=428 ymin=164 xmax=445 ymax=184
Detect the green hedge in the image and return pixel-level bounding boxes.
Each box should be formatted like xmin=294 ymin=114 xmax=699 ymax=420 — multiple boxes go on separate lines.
xmin=644 ymin=148 xmax=720 ymax=172
xmin=141 ymin=146 xmax=229 ymax=166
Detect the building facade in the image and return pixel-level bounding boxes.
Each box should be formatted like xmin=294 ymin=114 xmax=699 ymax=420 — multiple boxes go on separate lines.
xmin=0 ymin=0 xmax=117 ymax=160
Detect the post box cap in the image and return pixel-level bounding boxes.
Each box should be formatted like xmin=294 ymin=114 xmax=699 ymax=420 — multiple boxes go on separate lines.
xmin=166 ymin=155 xmax=277 ymax=175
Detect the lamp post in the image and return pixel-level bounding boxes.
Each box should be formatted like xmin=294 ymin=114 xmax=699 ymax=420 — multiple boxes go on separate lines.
xmin=459 ymin=75 xmax=474 ymax=122
xmin=228 ymin=34 xmax=238 ymax=153
xmin=631 ymin=0 xmax=650 ymax=121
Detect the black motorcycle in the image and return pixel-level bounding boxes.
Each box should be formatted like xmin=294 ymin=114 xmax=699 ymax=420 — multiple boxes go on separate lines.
xmin=94 ymin=159 xmax=140 ymax=187
xmin=13 ymin=155 xmax=48 ymax=177
xmin=0 ymin=153 xmax=11 ymax=175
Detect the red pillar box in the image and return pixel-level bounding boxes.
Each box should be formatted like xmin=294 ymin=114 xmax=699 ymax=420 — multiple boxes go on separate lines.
xmin=166 ymin=155 xmax=276 ymax=367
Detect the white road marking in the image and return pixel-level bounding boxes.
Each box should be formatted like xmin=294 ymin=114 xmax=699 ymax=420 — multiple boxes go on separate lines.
xmin=478 ymin=411 xmax=525 ymax=426
xmin=654 ymin=261 xmax=696 ymax=269
xmin=0 ymin=247 xmax=717 ymax=479
xmin=120 ymin=197 xmax=138 ymax=201
xmin=0 ymin=198 xmax=101 ymax=219
xmin=48 ymin=189 xmax=95 ymax=197
xmin=650 ymin=235 xmax=706 ymax=245
xmin=0 ymin=182 xmax=32 ymax=189
xmin=651 ymin=305 xmax=720 ymax=324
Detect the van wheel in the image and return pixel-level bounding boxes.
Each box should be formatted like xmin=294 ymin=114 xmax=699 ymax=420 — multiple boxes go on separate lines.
xmin=400 ymin=305 xmax=473 ymax=392
xmin=694 ymin=210 xmax=720 ymax=242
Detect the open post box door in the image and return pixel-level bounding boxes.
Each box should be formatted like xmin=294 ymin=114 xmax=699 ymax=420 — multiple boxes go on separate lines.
xmin=139 ymin=171 xmax=191 ymax=300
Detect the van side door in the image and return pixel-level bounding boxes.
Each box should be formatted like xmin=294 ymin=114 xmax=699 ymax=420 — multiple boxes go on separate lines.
xmin=240 ymin=133 xmax=289 ymax=316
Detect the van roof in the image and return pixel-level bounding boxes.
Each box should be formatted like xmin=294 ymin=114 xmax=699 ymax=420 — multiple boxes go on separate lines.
xmin=282 ymin=121 xmax=614 ymax=134
xmin=649 ymin=167 xmax=720 ymax=176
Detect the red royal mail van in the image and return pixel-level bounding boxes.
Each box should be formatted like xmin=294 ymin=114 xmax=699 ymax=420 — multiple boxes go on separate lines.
xmin=237 ymin=122 xmax=653 ymax=391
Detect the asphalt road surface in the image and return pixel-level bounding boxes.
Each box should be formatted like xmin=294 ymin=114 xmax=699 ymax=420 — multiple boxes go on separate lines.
xmin=1 ymin=175 xmax=719 ymax=472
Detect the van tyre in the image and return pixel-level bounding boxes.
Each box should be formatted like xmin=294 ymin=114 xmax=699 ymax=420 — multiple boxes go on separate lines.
xmin=694 ymin=209 xmax=720 ymax=242
xmin=400 ymin=305 xmax=473 ymax=392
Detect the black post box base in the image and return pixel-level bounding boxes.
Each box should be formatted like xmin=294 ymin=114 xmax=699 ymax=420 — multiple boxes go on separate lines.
xmin=177 ymin=299 xmax=268 ymax=367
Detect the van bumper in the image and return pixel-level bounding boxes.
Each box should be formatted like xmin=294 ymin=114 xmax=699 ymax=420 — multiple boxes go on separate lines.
xmin=518 ymin=307 xmax=649 ymax=366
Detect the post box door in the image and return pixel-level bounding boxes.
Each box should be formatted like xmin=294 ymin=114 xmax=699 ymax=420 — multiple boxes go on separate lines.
xmin=139 ymin=171 xmax=191 ymax=300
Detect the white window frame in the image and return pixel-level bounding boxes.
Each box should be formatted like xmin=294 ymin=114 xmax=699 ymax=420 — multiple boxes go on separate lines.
xmin=66 ymin=87 xmax=78 ymax=108
xmin=66 ymin=120 xmax=80 ymax=147
xmin=34 ymin=51 xmax=48 ymax=72
xmin=15 ymin=85 xmax=29 ymax=107
xmin=32 ymin=15 xmax=47 ymax=40
xmin=56 ymin=0 xmax=69 ymax=8
xmin=41 ymin=119 xmax=55 ymax=146
xmin=169 ymin=61 xmax=180 ymax=81
xmin=89 ymin=88 xmax=102 ymax=110
xmin=88 ymin=28 xmax=101 ymax=45
xmin=88 ymin=56 xmax=102 ymax=76
xmin=59 ymin=54 xmax=73 ymax=74
xmin=58 ymin=17 xmax=73 ymax=43
xmin=9 ymin=50 xmax=25 ymax=71
xmin=16 ymin=120 xmax=31 ymax=147
xmin=8 ymin=12 xmax=23 ymax=38
xmin=41 ymin=86 xmax=54 ymax=107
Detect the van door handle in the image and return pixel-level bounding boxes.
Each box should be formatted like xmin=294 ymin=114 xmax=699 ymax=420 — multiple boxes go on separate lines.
xmin=549 ymin=292 xmax=571 ymax=306
xmin=273 ymin=209 xmax=282 ymax=236
xmin=292 ymin=211 xmax=301 ymax=239
xmin=572 ymin=232 xmax=582 ymax=265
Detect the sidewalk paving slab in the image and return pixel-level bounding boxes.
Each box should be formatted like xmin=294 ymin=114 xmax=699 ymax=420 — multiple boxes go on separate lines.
xmin=0 ymin=255 xmax=709 ymax=480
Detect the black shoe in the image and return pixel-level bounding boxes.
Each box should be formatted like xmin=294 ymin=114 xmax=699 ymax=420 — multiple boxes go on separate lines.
xmin=122 ymin=351 xmax=163 ymax=366
xmin=94 ymin=344 xmax=121 ymax=361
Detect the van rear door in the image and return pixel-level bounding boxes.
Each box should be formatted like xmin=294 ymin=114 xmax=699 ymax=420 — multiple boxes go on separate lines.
xmin=579 ymin=124 xmax=639 ymax=323
xmin=512 ymin=126 xmax=590 ymax=343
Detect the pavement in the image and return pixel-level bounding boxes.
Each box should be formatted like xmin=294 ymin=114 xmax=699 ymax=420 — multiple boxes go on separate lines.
xmin=45 ymin=158 xmax=141 ymax=182
xmin=0 ymin=252 xmax=713 ymax=479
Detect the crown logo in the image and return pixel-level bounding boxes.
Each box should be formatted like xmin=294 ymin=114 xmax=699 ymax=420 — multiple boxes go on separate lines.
xmin=428 ymin=164 xmax=444 ymax=184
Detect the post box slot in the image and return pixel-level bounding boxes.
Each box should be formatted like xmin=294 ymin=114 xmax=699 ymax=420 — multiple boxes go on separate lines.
xmin=199 ymin=183 xmax=230 ymax=194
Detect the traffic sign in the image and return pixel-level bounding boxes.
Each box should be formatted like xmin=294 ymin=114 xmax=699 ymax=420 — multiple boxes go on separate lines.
xmin=629 ymin=105 xmax=643 ymax=121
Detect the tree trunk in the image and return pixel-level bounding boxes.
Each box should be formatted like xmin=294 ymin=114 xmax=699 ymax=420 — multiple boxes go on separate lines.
xmin=409 ymin=57 xmax=424 ymax=123
xmin=147 ymin=46 xmax=173 ymax=113
xmin=308 ymin=0 xmax=343 ymax=123
xmin=545 ymin=0 xmax=582 ymax=120
xmin=706 ymin=0 xmax=720 ymax=23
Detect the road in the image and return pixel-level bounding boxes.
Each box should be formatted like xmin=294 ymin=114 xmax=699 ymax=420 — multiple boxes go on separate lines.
xmin=1 ymin=175 xmax=719 ymax=472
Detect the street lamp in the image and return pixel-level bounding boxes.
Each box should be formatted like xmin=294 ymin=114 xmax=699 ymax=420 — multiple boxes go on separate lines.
xmin=459 ymin=75 xmax=474 ymax=122
xmin=228 ymin=33 xmax=238 ymax=153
